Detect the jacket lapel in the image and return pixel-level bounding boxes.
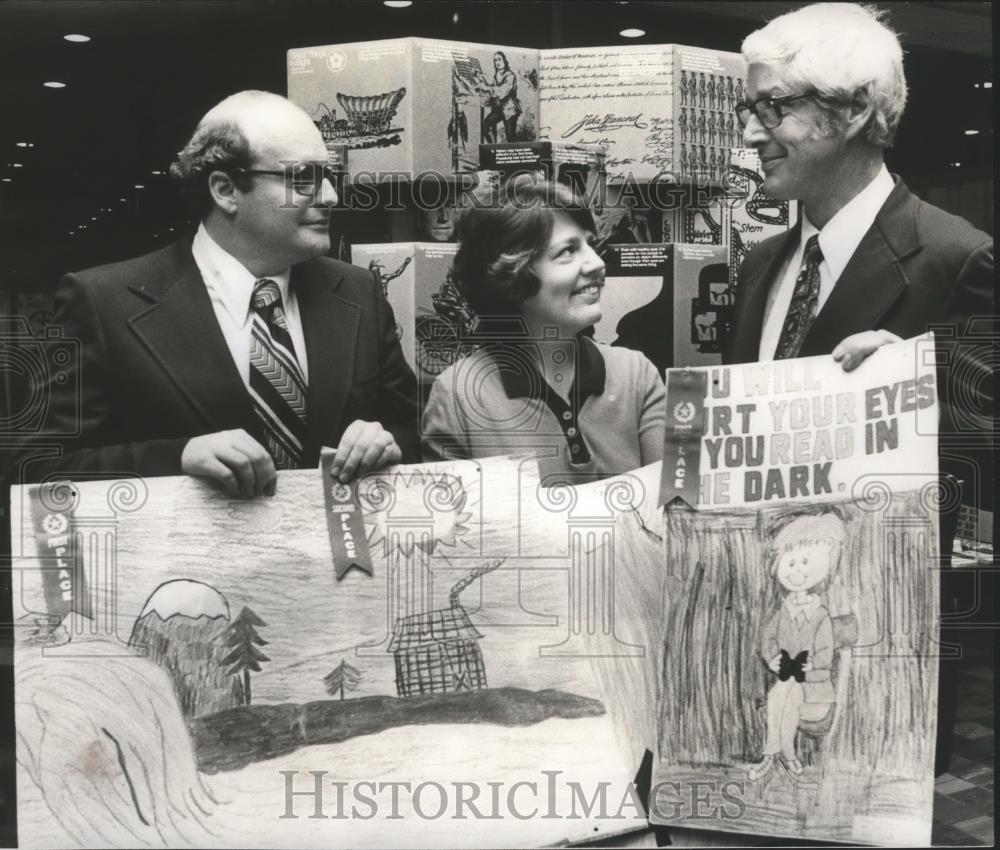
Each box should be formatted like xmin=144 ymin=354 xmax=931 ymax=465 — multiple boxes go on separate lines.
xmin=729 ymin=228 xmax=798 ymax=363
xmin=800 ymin=179 xmax=921 ymax=357
xmin=127 ymin=240 xmax=256 ymax=431
xmin=295 ymin=259 xmax=360 ymax=461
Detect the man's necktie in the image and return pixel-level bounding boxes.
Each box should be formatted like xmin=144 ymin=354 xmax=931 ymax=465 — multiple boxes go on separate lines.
xmin=249 ymin=279 xmax=308 ymax=469
xmin=775 ymin=234 xmax=823 ymax=360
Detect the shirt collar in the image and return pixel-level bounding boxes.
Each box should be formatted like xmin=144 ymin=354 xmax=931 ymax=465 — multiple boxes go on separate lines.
xmin=802 ymin=164 xmax=895 ymax=282
xmin=490 ymin=334 xmax=606 ymax=401
xmin=783 ymin=593 xmax=821 ymax=624
xmin=191 ymin=222 xmax=292 ymax=322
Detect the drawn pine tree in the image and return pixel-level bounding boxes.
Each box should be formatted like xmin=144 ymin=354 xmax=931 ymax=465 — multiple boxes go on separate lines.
xmin=323 ymin=659 xmax=363 ymax=701
xmin=221 ymin=606 xmax=269 ymax=706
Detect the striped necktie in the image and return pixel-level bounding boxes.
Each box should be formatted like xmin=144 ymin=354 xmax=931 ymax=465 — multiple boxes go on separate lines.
xmin=249 ymin=279 xmax=308 ymax=469
xmin=775 ymin=234 xmax=823 ymax=360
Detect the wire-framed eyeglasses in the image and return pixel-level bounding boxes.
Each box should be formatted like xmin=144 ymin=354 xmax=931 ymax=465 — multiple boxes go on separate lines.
xmin=231 ymin=162 xmax=340 ymax=197
xmin=735 ymin=91 xmax=819 ymax=130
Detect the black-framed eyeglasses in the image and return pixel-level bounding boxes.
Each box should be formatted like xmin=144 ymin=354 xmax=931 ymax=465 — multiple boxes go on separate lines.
xmin=735 ymin=91 xmax=818 ymax=130
xmin=231 ymin=162 xmax=340 ymax=197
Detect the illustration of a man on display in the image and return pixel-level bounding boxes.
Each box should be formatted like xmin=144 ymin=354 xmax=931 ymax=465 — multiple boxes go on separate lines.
xmin=725 ymin=2 xmax=993 ymax=774
xmin=475 ymin=51 xmax=522 ymax=143
xmin=417 ymin=203 xmax=461 ymax=243
xmin=11 ymin=91 xmax=420 ymax=496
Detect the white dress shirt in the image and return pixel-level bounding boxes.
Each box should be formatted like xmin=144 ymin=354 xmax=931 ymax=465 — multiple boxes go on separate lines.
xmin=758 ymin=165 xmax=895 ymax=361
xmin=191 ymin=223 xmax=309 ymax=385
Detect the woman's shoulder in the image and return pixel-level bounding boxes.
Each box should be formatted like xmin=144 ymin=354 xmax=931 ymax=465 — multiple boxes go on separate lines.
xmin=430 ymin=347 xmax=502 ymax=393
xmin=587 ymin=340 xmax=658 ymax=374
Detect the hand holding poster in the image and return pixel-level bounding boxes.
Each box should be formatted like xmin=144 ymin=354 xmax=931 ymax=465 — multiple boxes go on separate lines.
xmin=650 ymin=335 xmax=941 ymax=845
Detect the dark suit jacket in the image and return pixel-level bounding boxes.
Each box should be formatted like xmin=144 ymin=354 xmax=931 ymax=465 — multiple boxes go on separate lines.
xmin=14 ymin=238 xmax=420 ymax=482
xmin=725 ymin=176 xmax=994 ymax=501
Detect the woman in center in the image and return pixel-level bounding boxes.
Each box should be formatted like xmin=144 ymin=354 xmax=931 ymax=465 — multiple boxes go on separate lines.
xmin=421 ymin=179 xmax=665 ymax=484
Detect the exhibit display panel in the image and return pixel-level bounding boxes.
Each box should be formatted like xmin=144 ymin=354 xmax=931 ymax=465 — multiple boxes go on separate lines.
xmin=596 ymin=243 xmax=729 ymax=372
xmin=351 ymin=242 xmax=466 ymax=399
xmin=288 ymin=38 xmax=540 ymax=178
xmin=540 ymin=44 xmax=746 ymax=183
xmin=289 ymin=39 xmax=743 ymax=184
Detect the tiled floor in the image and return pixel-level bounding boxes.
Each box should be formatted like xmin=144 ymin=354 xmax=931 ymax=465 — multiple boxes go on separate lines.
xmin=932 ymin=630 xmax=995 ymax=846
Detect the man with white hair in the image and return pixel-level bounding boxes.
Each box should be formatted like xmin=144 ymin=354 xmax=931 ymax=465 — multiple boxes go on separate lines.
xmin=727 ymin=2 xmax=991 ymax=369
xmin=725 ymin=3 xmax=993 ymax=775
xmin=14 ymin=91 xmax=420 ymax=495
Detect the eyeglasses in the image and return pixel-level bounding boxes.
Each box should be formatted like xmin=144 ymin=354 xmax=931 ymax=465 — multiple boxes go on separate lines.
xmin=735 ymin=91 xmax=819 ymax=130
xmin=232 ymin=162 xmax=340 ymax=197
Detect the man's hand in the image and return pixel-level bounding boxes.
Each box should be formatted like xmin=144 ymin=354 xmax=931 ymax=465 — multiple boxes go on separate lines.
xmin=328 ymin=420 xmax=402 ymax=483
xmin=832 ymin=330 xmax=903 ymax=372
xmin=181 ymin=430 xmax=277 ymax=498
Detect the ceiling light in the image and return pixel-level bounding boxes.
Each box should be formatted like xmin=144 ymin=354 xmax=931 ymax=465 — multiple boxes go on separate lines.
xmin=120 ymin=197 xmax=127 ymax=202
xmin=984 ymin=81 xmax=993 ymax=89
xmin=12 ymin=163 xmax=22 ymax=168
xmin=964 ymin=129 xmax=980 ymax=135
xmin=620 ymin=28 xmax=645 ymax=38
xmin=43 ymin=81 xmax=67 ymax=89
xmin=452 ymin=12 xmax=459 ymax=23
xmin=91 ymin=216 xmax=97 ymax=221
xmin=950 ymin=162 xmax=962 ymax=167
xmin=134 ymin=184 xmax=145 ymax=189
xmin=383 ymin=1 xmax=412 ymax=6
xmin=1 ymin=178 xmax=11 ymax=183
xmin=16 ymin=142 xmax=29 ymax=148
xmin=151 ymin=170 xmax=163 ymax=175
xmin=64 ymin=34 xmax=91 ymax=43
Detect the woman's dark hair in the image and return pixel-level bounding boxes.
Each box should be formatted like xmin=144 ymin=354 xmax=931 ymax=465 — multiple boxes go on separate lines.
xmin=451 ymin=177 xmax=597 ymax=321
xmin=494 ymin=50 xmax=510 ymax=72
xmin=168 ymin=119 xmax=254 ymax=217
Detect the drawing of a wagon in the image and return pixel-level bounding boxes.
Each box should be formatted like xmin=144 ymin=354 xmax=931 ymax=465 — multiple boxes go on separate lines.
xmin=331 ymin=88 xmax=406 ymax=137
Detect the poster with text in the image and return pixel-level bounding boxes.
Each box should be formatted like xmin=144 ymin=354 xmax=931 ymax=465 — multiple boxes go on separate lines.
xmin=539 ymin=45 xmax=745 ymax=184
xmin=649 ymin=336 xmax=941 ymax=845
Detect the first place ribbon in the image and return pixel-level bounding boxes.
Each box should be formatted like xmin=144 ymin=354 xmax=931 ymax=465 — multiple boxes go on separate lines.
xmin=321 ymin=449 xmax=374 ymax=581
xmin=658 ymin=368 xmax=709 ymax=509
xmin=28 ymin=481 xmax=92 ymax=619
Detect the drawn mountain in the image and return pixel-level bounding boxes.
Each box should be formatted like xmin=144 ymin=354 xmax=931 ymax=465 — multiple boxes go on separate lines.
xmin=128 ymin=579 xmax=242 ymax=719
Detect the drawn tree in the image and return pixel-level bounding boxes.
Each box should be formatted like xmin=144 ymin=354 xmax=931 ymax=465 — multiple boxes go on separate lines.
xmin=323 ymin=659 xmax=363 ymax=700
xmin=221 ymin=607 xmax=270 ymax=706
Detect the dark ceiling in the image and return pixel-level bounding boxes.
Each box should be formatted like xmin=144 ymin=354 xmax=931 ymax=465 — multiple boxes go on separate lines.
xmin=0 ymin=0 xmax=992 ymax=293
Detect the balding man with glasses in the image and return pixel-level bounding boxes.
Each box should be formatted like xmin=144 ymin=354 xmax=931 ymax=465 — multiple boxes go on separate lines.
xmin=15 ymin=91 xmax=419 ymax=496
xmin=725 ymin=3 xmax=993 ymax=775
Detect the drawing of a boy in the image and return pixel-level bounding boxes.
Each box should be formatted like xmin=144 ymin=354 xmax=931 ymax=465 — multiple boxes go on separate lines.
xmin=748 ymin=511 xmax=846 ymax=780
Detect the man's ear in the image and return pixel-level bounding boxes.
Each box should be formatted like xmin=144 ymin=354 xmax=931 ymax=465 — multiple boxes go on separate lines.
xmin=843 ymin=87 xmax=875 ymax=142
xmin=207 ymin=169 xmax=239 ymax=214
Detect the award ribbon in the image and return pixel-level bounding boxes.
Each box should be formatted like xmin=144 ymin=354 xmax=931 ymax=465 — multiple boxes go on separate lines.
xmin=658 ymin=369 xmax=708 ymax=509
xmin=28 ymin=482 xmax=91 ymax=619
xmin=321 ymin=450 xmax=374 ymax=580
